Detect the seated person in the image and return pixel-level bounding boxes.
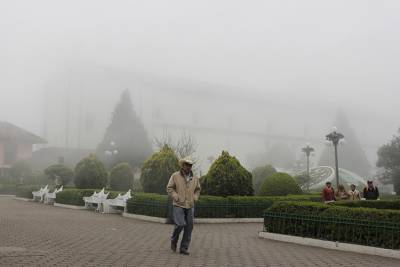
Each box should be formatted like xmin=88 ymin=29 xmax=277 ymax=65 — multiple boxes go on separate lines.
xmin=335 ymin=184 xmax=349 ymax=201
xmin=348 ymin=184 xmax=361 ymax=200
xmin=321 ymin=181 xmax=335 ymax=203
xmin=363 ymin=180 xmax=379 ymax=200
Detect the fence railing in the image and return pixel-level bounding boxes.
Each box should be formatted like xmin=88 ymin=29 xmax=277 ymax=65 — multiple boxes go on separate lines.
xmin=195 ymin=202 xmax=271 ymax=218
xmin=126 ymin=199 xmax=273 ymax=218
xmin=263 ymin=211 xmax=400 ymax=249
xmin=126 ymin=200 xmax=168 ymax=218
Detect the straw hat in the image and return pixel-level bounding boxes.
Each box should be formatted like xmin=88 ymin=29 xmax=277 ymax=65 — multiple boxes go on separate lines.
xmin=179 ymin=157 xmax=194 ymax=167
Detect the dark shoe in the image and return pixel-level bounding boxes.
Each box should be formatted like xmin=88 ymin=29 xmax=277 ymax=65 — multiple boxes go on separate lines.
xmin=180 ymin=249 xmax=190 ymax=255
xmin=171 ymin=242 xmax=177 ymax=252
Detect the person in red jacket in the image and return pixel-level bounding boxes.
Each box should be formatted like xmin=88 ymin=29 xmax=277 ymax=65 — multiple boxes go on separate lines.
xmin=321 ymin=181 xmax=335 ymax=203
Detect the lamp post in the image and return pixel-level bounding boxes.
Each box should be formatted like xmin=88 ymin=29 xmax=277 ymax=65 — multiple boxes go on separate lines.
xmin=104 ymin=141 xmax=118 ymax=168
xmin=302 ymin=143 xmax=314 ymax=178
xmin=325 ymin=127 xmax=345 ymax=188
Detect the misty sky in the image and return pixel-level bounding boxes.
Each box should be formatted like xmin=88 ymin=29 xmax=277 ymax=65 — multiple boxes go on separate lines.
xmin=1 ymin=0 xmax=400 ymax=143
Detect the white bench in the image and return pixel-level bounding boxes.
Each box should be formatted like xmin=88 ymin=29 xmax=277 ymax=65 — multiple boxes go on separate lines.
xmin=44 ymin=186 xmax=63 ymax=204
xmin=83 ymin=188 xmax=109 ymax=212
xmin=102 ymin=189 xmax=132 ymax=214
xmin=32 ymin=185 xmax=49 ymax=202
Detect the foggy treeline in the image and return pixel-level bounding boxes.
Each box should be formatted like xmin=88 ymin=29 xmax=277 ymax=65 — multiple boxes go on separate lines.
xmin=1 ymin=0 xmax=400 ymax=174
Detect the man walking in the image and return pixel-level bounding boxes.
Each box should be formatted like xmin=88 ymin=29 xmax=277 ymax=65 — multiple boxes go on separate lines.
xmin=166 ymin=157 xmax=201 ymax=255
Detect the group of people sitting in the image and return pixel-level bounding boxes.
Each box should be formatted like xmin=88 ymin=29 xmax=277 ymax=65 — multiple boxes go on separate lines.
xmin=321 ymin=180 xmax=379 ymax=203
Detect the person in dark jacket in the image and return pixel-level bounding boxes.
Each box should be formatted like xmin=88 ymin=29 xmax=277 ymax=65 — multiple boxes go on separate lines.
xmin=363 ymin=180 xmax=379 ymax=200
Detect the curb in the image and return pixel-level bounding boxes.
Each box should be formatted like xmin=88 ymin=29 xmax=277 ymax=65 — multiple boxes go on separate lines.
xmin=0 ymin=194 xmax=16 ymax=197
xmin=54 ymin=203 xmax=86 ymax=210
xmin=13 ymin=197 xmax=33 ymax=202
xmin=259 ymin=232 xmax=400 ymax=260
xmin=123 ymin=213 xmax=168 ymax=224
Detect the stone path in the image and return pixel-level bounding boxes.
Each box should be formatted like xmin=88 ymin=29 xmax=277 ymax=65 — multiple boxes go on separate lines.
xmin=0 ymin=197 xmax=399 ymax=266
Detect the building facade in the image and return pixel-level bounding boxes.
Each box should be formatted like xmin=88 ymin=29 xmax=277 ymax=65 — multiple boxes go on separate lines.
xmin=0 ymin=121 xmax=46 ymax=169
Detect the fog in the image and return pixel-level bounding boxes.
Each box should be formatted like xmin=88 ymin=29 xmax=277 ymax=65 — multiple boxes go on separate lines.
xmin=1 ymin=0 xmax=400 ymax=173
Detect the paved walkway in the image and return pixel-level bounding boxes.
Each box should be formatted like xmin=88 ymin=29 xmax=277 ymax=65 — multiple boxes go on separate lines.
xmin=0 ymin=197 xmax=399 ymax=267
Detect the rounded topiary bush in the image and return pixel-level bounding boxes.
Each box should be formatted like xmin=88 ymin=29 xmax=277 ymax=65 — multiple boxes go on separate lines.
xmin=74 ymin=155 xmax=108 ymax=189
xmin=201 ymin=151 xmax=254 ymax=197
xmin=44 ymin=164 xmax=74 ymax=186
xmin=140 ymin=145 xmax=179 ymax=194
xmin=9 ymin=161 xmax=33 ymax=184
xmin=259 ymin=172 xmax=302 ymax=196
xmin=252 ymin=164 xmax=276 ymax=195
xmin=109 ymin=162 xmax=134 ymax=191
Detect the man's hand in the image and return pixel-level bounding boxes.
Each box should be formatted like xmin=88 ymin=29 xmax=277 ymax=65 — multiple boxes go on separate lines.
xmin=172 ymin=193 xmax=179 ymax=202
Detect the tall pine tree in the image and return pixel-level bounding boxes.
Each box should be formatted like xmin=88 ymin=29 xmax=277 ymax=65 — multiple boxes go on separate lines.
xmin=97 ymin=89 xmax=152 ymax=169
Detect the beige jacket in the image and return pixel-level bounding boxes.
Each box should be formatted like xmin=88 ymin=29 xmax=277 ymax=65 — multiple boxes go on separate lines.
xmin=348 ymin=189 xmax=361 ymax=200
xmin=166 ymin=171 xmax=201 ymax=209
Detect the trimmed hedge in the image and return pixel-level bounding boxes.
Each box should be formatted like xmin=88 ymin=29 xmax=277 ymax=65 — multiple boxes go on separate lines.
xmin=0 ymin=184 xmax=17 ymax=195
xmin=125 ymin=193 xmax=320 ymax=218
xmin=264 ymin=201 xmax=400 ymax=249
xmin=195 ymin=195 xmax=320 ymax=218
xmin=333 ymin=200 xmax=400 ymax=210
xmin=15 ymin=185 xmax=41 ymax=198
xmin=55 ymin=189 xmax=123 ymax=206
xmin=44 ymin=164 xmax=74 ymax=186
xmin=259 ymin=172 xmax=302 ymax=196
xmin=140 ymin=146 xmax=179 ymax=194
xmin=252 ymin=164 xmax=276 ymax=195
xmin=126 ymin=193 xmax=169 ymax=218
xmin=201 ymin=151 xmax=254 ymax=196
xmin=74 ymin=155 xmax=108 ymax=189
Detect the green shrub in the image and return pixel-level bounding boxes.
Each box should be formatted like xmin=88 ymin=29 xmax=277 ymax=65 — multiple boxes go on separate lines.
xmin=125 ymin=192 xmax=320 ymax=218
xmin=259 ymin=172 xmax=302 ymax=196
xmin=0 ymin=173 xmax=16 ymax=184
xmin=126 ymin=193 xmax=169 ymax=217
xmin=0 ymin=184 xmax=17 ymax=195
xmin=56 ymin=188 xmax=123 ymax=206
xmin=74 ymin=155 xmax=108 ymax=189
xmin=109 ymin=162 xmax=134 ymax=191
xmin=9 ymin=161 xmax=33 ymax=184
xmin=140 ymin=146 xmax=179 ymax=194
xmin=44 ymin=164 xmax=74 ymax=186
xmin=322 ymin=206 xmax=400 ymax=248
xmin=195 ymin=195 xmax=230 ymax=218
xmin=333 ymin=200 xmax=400 ymax=210
xmin=267 ymin=201 xmax=330 ymax=215
xmin=380 ymin=195 xmax=400 ymax=201
xmin=15 ymin=185 xmax=41 ymax=198
xmin=201 ymin=151 xmax=254 ymax=197
xmin=56 ymin=189 xmax=96 ymax=206
xmin=252 ymin=164 xmax=276 ymax=195
xmin=264 ymin=201 xmax=400 ymax=249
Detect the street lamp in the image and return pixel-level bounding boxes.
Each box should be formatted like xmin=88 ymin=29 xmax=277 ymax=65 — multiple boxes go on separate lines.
xmin=104 ymin=141 xmax=118 ymax=167
xmin=325 ymin=127 xmax=345 ymax=188
xmin=302 ymin=143 xmax=314 ymax=178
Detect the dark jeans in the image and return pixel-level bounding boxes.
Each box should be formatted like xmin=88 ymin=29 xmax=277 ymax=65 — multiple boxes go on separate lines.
xmin=171 ymin=206 xmax=194 ymax=251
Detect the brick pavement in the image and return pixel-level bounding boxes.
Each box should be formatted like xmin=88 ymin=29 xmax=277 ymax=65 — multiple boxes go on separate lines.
xmin=0 ymin=197 xmax=399 ymax=267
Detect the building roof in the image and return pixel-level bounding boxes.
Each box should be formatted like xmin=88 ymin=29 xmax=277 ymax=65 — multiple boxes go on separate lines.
xmin=0 ymin=121 xmax=47 ymax=144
